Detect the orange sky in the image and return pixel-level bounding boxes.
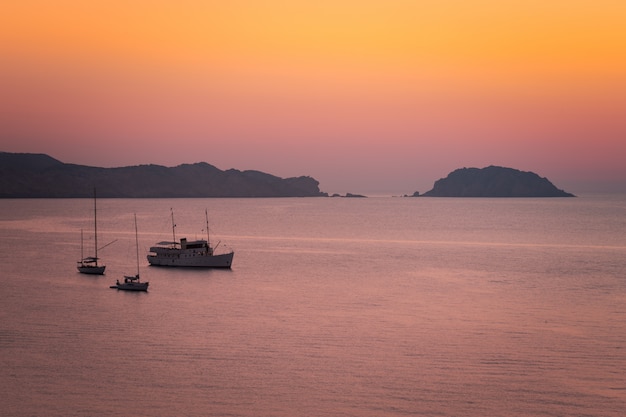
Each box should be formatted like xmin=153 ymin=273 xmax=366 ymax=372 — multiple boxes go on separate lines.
xmin=1 ymin=0 xmax=625 ymax=194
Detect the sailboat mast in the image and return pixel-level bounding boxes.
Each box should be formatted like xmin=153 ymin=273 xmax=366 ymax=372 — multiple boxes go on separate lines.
xmin=134 ymin=213 xmax=140 ymax=276
xmin=93 ymin=188 xmax=98 ymax=264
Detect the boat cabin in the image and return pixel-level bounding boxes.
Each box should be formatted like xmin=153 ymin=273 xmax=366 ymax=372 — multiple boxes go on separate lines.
xmin=179 ymin=238 xmax=208 ymax=250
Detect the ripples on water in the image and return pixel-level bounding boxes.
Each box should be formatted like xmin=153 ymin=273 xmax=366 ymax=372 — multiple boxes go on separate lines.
xmin=1 ymin=196 xmax=625 ymax=416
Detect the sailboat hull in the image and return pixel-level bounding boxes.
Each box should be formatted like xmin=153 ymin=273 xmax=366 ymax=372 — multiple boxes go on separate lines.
xmin=77 ymin=265 xmax=106 ymax=275
xmin=112 ymin=278 xmax=149 ymax=291
xmin=113 ymin=284 xmax=148 ymax=291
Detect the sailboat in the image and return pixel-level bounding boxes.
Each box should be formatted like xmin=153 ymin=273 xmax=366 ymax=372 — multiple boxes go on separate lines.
xmin=146 ymin=209 xmax=234 ymax=268
xmin=77 ymin=189 xmax=106 ymax=275
xmin=111 ymin=214 xmax=149 ymax=291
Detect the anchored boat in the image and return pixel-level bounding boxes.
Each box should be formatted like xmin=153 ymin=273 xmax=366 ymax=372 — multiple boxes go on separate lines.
xmin=111 ymin=214 xmax=149 ymax=292
xmin=77 ymin=189 xmax=106 ymax=275
xmin=147 ymin=209 xmax=234 ymax=268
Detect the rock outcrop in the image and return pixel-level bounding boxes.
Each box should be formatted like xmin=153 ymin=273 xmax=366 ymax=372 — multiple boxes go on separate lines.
xmin=421 ymin=166 xmax=575 ymax=197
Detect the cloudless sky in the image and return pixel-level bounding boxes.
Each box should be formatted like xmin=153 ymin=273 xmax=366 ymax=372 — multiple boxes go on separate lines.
xmin=1 ymin=1 xmax=625 ymax=195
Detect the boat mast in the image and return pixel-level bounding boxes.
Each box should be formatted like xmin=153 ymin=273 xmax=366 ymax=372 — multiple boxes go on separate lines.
xmin=134 ymin=213 xmax=139 ymax=276
xmin=205 ymin=209 xmax=210 ymax=245
xmin=93 ymin=188 xmax=98 ymax=265
xmin=171 ymin=208 xmax=176 ymax=243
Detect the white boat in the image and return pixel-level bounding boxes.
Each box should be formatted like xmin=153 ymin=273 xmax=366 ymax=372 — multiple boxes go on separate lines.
xmin=111 ymin=214 xmax=149 ymax=292
xmin=77 ymin=189 xmax=106 ymax=275
xmin=111 ymin=274 xmax=149 ymax=292
xmin=147 ymin=209 xmax=234 ymax=268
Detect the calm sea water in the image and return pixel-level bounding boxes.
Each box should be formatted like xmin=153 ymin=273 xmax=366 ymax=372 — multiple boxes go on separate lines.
xmin=1 ymin=196 xmax=625 ymax=416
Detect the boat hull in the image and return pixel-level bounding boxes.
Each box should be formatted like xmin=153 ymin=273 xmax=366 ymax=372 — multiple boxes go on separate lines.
xmin=112 ymin=282 xmax=149 ymax=291
xmin=111 ymin=274 xmax=149 ymax=291
xmin=77 ymin=265 xmax=106 ymax=275
xmin=147 ymin=251 xmax=233 ymax=268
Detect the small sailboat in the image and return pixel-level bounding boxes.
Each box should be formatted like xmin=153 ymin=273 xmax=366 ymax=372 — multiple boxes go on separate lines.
xmin=111 ymin=214 xmax=149 ymax=292
xmin=77 ymin=188 xmax=106 ymax=275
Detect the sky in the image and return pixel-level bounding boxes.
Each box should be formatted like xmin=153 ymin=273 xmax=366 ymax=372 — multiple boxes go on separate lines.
xmin=1 ymin=0 xmax=625 ymax=195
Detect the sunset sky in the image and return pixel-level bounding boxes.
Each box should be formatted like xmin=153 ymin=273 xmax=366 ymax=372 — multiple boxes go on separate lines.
xmin=1 ymin=1 xmax=625 ymax=195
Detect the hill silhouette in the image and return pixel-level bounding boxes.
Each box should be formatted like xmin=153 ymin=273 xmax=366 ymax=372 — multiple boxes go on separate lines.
xmin=0 ymin=152 xmax=328 ymax=198
xmin=421 ymin=166 xmax=575 ymax=197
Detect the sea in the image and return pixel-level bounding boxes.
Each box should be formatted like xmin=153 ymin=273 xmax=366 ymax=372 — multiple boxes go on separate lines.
xmin=1 ymin=196 xmax=625 ymax=417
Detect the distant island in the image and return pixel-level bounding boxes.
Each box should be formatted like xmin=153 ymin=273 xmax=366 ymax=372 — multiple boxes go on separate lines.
xmin=417 ymin=166 xmax=575 ymax=197
xmin=331 ymin=193 xmax=367 ymax=198
xmin=1 ymin=153 xmax=577 ymax=198
xmin=0 ymin=152 xmax=328 ymax=198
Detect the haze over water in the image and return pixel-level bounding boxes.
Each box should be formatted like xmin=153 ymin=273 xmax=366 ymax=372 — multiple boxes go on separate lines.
xmin=1 ymin=196 xmax=625 ymax=416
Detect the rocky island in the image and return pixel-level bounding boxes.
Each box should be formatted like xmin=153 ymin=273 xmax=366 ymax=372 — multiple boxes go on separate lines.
xmin=419 ymin=166 xmax=575 ymax=197
xmin=0 ymin=152 xmax=328 ymax=198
